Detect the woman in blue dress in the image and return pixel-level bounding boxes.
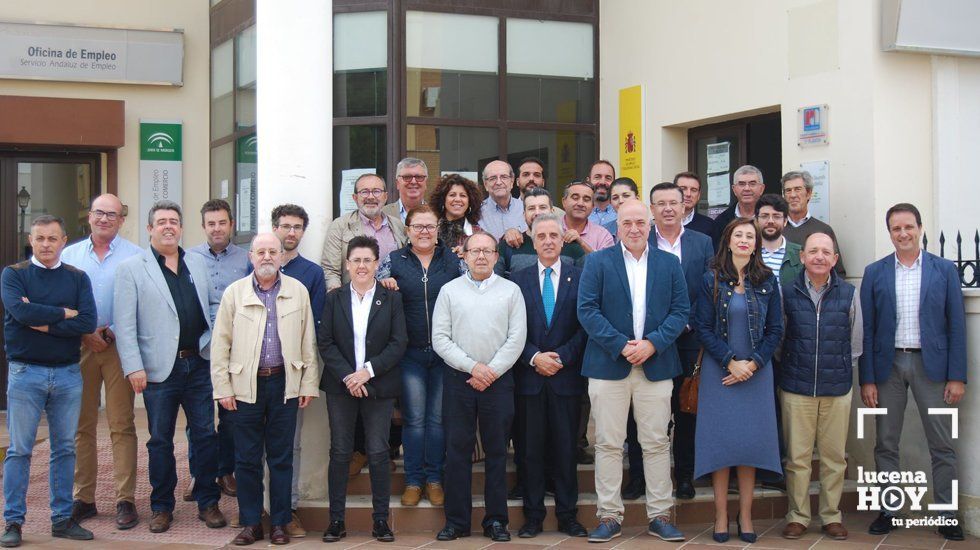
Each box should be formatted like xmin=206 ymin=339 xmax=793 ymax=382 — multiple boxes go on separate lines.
xmin=693 ymin=218 xmax=784 ymax=543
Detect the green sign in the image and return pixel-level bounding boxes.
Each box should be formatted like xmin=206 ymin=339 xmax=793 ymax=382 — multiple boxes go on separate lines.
xmin=236 ymin=134 xmax=257 ymax=163
xmin=140 ymin=122 xmax=182 ymax=161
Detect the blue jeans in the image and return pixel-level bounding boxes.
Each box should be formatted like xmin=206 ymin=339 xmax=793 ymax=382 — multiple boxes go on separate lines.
xmin=3 ymin=362 xmax=83 ymax=524
xmin=142 ymin=355 xmax=221 ymax=512
xmin=400 ymin=346 xmax=445 ymax=486
xmin=186 ymin=405 xmax=235 ymax=478
xmin=231 ymin=373 xmax=297 ymax=526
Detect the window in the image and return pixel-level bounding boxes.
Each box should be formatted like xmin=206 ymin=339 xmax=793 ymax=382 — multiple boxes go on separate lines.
xmin=334 ymin=11 xmax=387 ymax=117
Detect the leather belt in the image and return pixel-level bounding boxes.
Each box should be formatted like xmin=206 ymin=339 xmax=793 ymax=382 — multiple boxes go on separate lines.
xmin=896 ymin=347 xmax=921 ymax=353
xmin=257 ymin=366 xmax=285 ymax=377
xmin=177 ymin=349 xmax=198 ymax=359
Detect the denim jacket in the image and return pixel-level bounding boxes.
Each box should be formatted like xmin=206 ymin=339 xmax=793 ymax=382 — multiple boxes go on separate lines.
xmin=693 ymin=269 xmax=784 ymax=371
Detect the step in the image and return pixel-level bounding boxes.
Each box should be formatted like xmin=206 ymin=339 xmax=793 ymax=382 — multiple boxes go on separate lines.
xmin=296 ymin=480 xmax=861 ymax=533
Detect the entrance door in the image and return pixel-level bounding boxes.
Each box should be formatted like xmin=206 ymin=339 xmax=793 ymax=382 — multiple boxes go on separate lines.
xmin=688 ymin=112 xmax=781 ymax=218
xmin=0 ymin=152 xmax=100 ymax=409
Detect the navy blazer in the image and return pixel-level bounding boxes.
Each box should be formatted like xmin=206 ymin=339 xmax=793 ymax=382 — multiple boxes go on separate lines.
xmin=858 ymin=251 xmax=967 ymax=385
xmin=513 ymin=260 xmax=588 ymax=396
xmin=684 ymin=212 xmax=716 ymax=238
xmin=577 ymin=244 xmax=690 ymax=382
xmin=649 ymin=229 xmax=714 ymax=352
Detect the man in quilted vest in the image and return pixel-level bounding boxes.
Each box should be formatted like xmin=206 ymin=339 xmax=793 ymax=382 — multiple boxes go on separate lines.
xmin=778 ymin=232 xmax=862 ymax=541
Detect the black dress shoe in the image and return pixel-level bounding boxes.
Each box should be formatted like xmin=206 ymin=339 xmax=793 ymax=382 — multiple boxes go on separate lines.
xmin=233 ymin=525 xmax=264 ymax=545
xmin=938 ymin=523 xmax=964 ymax=541
xmin=622 ymin=476 xmax=645 ymax=500
xmin=322 ymin=520 xmax=346 ymax=542
xmin=507 ymin=483 xmax=524 ymax=500
xmin=868 ymin=513 xmax=897 ymax=535
xmin=436 ymin=525 xmax=470 ymax=541
xmin=373 ymin=519 xmax=395 ymax=542
xmin=70 ymin=500 xmax=98 ymax=522
xmin=558 ymin=519 xmax=588 ymax=537
xmin=518 ymin=522 xmax=542 ymax=538
xmin=483 ymin=521 xmax=511 ymax=542
xmin=675 ymin=478 xmax=695 ymax=500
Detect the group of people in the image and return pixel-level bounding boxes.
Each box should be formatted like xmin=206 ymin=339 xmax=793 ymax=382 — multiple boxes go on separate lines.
xmin=0 ymin=156 xmax=967 ymax=548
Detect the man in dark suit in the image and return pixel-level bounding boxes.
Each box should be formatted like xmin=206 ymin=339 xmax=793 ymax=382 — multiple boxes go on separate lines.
xmin=577 ymin=200 xmax=690 ymax=543
xmin=710 ymin=165 xmax=765 ymax=247
xmin=511 ymin=214 xmax=589 ymax=539
xmin=674 ymin=172 xmax=715 ymax=236
xmin=859 ymin=203 xmax=966 ymax=542
xmin=623 ymin=183 xmax=713 ymax=501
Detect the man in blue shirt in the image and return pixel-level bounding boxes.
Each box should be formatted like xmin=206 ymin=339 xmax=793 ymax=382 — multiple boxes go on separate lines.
xmin=61 ymin=194 xmax=142 ymax=530
xmin=2 ymin=215 xmax=98 ymax=547
xmin=186 ymin=199 xmax=249 ymax=503
xmin=587 ymin=160 xmax=617 ymax=226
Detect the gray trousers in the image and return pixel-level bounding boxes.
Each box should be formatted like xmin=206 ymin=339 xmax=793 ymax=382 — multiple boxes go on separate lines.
xmin=874 ymin=350 xmax=958 ymax=512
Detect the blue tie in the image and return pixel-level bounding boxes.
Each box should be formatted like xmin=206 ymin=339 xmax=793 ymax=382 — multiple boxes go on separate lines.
xmin=542 ymin=267 xmax=555 ymax=326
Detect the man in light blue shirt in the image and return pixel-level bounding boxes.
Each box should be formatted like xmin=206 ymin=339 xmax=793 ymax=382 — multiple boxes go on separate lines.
xmin=60 ymin=194 xmax=143 ymax=529
xmin=186 ymin=199 xmax=249 ymax=501
xmin=479 ymin=160 xmax=527 ymax=239
xmin=587 ymin=160 xmax=617 ymax=226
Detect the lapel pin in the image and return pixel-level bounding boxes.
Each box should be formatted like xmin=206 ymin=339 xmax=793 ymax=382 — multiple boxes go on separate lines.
xmin=567 ymin=277 xmax=571 ymax=282
xmin=376 ymin=299 xmax=382 ymax=306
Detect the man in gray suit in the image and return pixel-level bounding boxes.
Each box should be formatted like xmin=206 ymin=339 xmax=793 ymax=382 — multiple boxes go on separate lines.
xmin=114 ymin=200 xmax=227 ymax=534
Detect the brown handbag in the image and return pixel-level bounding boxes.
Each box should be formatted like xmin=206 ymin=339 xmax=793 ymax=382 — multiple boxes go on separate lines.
xmin=679 ymin=272 xmax=719 ymax=415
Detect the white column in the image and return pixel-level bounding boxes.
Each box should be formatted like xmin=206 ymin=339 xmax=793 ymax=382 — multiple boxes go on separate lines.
xmin=256 ymin=0 xmax=332 ymax=503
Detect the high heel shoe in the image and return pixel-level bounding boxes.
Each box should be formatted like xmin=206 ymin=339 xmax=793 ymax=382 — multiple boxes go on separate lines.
xmin=712 ymin=515 xmax=730 ymax=543
xmin=737 ymin=513 xmax=757 ymax=543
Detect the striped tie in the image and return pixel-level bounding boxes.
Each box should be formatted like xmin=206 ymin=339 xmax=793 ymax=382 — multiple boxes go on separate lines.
xmin=542 ymin=267 xmax=555 ymax=326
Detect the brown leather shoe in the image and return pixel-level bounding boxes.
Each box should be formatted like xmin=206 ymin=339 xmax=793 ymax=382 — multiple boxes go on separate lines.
xmin=285 ymin=511 xmax=306 ymax=537
xmin=149 ymin=511 xmax=173 ymax=533
xmin=426 ymin=482 xmax=445 ymax=506
xmin=182 ymin=477 xmax=195 ymax=502
xmin=232 ymin=525 xmax=263 ymax=545
xmin=198 ymin=504 xmax=227 ymax=528
xmin=401 ymin=485 xmax=423 ymax=506
xmin=782 ymin=522 xmax=807 ymax=539
xmin=270 ymin=525 xmax=290 ymax=545
xmin=218 ymin=474 xmax=237 ymax=497
xmin=821 ymin=522 xmax=848 ymax=540
xmin=348 ymin=451 xmax=368 ymax=477
xmin=115 ymin=501 xmax=139 ymax=530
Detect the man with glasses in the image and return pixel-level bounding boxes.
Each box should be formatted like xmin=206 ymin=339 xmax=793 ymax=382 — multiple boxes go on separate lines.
xmin=480 ymin=160 xmax=527 ymax=240
xmin=323 ymin=174 xmax=407 ymax=291
xmin=432 ymin=232 xmax=527 ymax=542
xmin=383 ymin=158 xmax=428 ymax=223
xmin=673 ymin=172 xmax=715 ymax=236
xmin=757 ymin=194 xmax=802 ymax=285
xmin=711 ymin=165 xmax=766 ymax=248
xmin=62 ymin=194 xmax=143 ymax=530
xmin=272 ymin=203 xmax=327 ymax=536
xmin=780 ymin=171 xmax=846 ymax=277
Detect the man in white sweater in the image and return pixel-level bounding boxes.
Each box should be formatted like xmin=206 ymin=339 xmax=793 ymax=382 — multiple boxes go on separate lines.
xmin=432 ymin=232 xmax=527 ymax=543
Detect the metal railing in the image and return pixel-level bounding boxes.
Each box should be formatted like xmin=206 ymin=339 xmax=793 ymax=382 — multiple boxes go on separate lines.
xmin=923 ymin=231 xmax=980 ymax=288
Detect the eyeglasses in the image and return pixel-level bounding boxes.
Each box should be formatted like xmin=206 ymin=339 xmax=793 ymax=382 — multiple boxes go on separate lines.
xmin=356 ymin=188 xmax=385 ymax=198
xmin=398 ymin=174 xmax=427 ymax=182
xmin=465 ymin=248 xmax=497 ymax=257
xmin=484 ymin=175 xmax=513 ymax=184
xmin=90 ymin=210 xmax=120 ymax=221
xmin=276 ymin=224 xmax=305 ymax=233
xmin=347 ymin=258 xmax=377 ymax=265
xmin=652 ymin=200 xmax=681 ymax=209
xmin=757 ymin=214 xmax=785 ymax=222
xmin=409 ymin=224 xmax=437 ymax=233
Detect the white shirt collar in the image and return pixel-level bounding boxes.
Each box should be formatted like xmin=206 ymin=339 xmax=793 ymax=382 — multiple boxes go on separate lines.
xmin=620 ymin=241 xmax=649 ymax=262
xmin=350 ymin=282 xmax=377 ymax=303
xmin=682 ymin=210 xmax=695 ymax=226
xmin=466 ymin=271 xmax=496 ymax=290
xmin=654 ymin=225 xmax=684 ymax=247
xmin=31 ymin=255 xmax=62 ymax=269
xmin=895 ymin=252 xmax=923 ymax=270
xmin=788 ymin=210 xmax=812 ymax=227
xmin=538 ymin=259 xmax=561 ymax=279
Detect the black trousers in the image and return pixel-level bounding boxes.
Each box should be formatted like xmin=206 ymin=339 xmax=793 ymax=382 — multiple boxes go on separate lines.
xmin=443 ymin=366 xmax=514 ymax=531
xmin=518 ymin=385 xmax=581 ymax=523
xmin=327 ymin=393 xmax=395 ymax=522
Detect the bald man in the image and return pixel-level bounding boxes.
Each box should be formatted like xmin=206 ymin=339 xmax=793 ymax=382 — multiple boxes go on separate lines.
xmin=211 ymin=233 xmax=320 ymax=546
xmin=62 ymin=194 xmax=144 ymax=529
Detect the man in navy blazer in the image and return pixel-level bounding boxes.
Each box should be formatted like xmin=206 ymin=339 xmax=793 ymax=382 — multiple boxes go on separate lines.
xmin=511 ymin=214 xmax=588 ymax=539
xmin=577 ymin=200 xmax=689 ymax=543
xmin=859 ymin=203 xmax=966 ymax=541
xmin=623 ymin=182 xmax=714 ymax=501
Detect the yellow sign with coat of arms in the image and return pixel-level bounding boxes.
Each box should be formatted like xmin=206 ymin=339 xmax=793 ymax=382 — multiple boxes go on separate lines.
xmin=619 ymin=86 xmax=642 ymax=192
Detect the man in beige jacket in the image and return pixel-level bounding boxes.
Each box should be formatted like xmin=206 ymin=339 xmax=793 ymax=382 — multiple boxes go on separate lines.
xmin=210 ymin=233 xmax=320 ymax=546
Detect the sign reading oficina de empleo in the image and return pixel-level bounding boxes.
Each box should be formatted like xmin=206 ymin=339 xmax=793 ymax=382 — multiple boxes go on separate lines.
xmin=139 ymin=120 xmax=183 ymax=247
xmin=0 ymin=21 xmax=183 ymax=86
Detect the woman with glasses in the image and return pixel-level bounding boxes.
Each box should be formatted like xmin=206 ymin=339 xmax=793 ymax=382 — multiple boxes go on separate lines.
xmin=319 ymin=236 xmax=408 ymax=543
xmin=428 ymin=173 xmax=482 ymax=255
xmin=692 ymin=218 xmax=783 ymax=544
xmin=377 ymin=205 xmax=463 ymax=507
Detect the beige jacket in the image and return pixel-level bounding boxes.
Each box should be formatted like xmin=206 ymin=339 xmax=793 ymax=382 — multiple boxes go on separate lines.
xmin=211 ymin=274 xmax=320 ymax=404
xmin=320 ymin=210 xmax=407 ymax=290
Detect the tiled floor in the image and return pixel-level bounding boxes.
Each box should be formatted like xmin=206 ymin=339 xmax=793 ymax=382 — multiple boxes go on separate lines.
xmin=1 ymin=411 xmax=977 ymax=549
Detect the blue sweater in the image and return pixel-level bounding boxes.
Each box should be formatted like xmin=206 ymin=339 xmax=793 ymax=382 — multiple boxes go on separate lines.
xmin=2 ymin=260 xmax=97 ymax=366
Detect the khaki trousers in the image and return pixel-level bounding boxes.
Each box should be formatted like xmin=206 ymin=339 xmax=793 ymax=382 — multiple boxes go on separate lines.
xmin=780 ymin=388 xmax=851 ymax=526
xmin=73 ymin=343 xmax=138 ymax=504
xmin=589 ymin=368 xmax=673 ymax=522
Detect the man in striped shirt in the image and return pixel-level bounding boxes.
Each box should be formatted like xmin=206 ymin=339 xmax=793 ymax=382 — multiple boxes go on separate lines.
xmin=756 ymin=194 xmax=802 ymax=286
